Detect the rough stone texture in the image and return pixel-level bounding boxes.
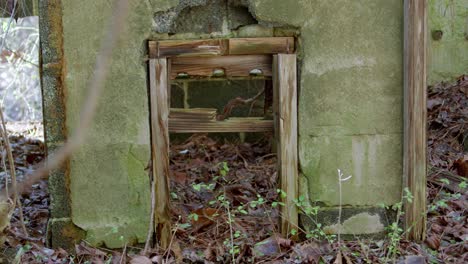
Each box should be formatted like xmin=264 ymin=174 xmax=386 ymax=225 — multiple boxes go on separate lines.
xmin=428 ymin=0 xmax=468 ymax=85
xmin=39 ymin=0 xmax=85 ymax=248
xmin=60 ymin=0 xmax=158 ymax=247
xmin=46 ymin=218 xmax=86 ymax=251
xmin=295 ymin=0 xmax=404 ymax=207
xmin=153 ymin=0 xmax=258 ymax=34
xmin=46 ymin=143 xmax=70 ymax=219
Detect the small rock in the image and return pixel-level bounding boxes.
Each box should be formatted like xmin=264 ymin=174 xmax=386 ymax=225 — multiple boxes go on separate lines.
xmin=397 ymin=255 xmax=426 ymax=264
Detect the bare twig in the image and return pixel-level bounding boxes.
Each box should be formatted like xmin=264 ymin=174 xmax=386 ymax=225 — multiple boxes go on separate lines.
xmin=217 ymin=89 xmax=265 ymax=121
xmin=143 ymin=174 xmax=156 ymax=255
xmin=337 ymin=169 xmax=352 ymax=247
xmin=0 ymin=104 xmax=28 ymax=235
xmin=0 ymin=0 xmax=131 ymax=199
xmin=1 ymin=143 xmax=9 ymax=197
xmin=164 ymin=216 xmax=180 ymax=263
xmin=119 ymin=242 xmax=127 ymax=264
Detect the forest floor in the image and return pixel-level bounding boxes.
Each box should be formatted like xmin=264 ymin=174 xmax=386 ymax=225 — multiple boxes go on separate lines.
xmin=1 ymin=76 xmax=467 ymax=263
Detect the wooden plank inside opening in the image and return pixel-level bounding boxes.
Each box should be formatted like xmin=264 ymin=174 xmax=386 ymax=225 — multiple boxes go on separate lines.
xmin=403 ymin=0 xmax=427 ymax=242
xmin=149 ymin=37 xmax=295 ymax=58
xmin=273 ymin=54 xmax=298 ymax=237
xmin=170 ymin=55 xmax=272 ymax=79
xmin=169 ymin=108 xmax=217 ymax=120
xmin=149 ymin=58 xmax=172 ymax=249
xmin=169 ymin=117 xmax=273 ymax=133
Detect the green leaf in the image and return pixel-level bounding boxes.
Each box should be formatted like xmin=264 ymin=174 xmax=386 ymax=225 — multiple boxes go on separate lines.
xmin=178 ymin=223 xmax=191 ymax=229
xmin=458 ymin=181 xmax=467 ymax=189
xmin=193 ymin=183 xmax=202 ymax=192
xmin=439 ymin=178 xmax=450 ymax=185
xmin=290 ymin=229 xmax=298 ymax=236
xmin=189 ymin=213 xmax=199 ymax=221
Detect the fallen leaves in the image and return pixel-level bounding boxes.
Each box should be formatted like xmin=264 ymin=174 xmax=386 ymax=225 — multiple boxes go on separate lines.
xmin=453 ymin=155 xmax=468 ymax=177
xmin=0 ymin=76 xmax=467 ymax=263
xmin=426 ymin=76 xmax=468 ymax=263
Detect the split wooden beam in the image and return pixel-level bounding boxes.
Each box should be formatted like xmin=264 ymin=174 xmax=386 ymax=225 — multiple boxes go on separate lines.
xmin=403 ymin=0 xmax=427 ymax=242
xmin=149 ymin=37 xmax=295 ymax=58
xmin=273 ymin=54 xmax=298 ymax=237
xmin=149 ymin=58 xmax=172 ymax=248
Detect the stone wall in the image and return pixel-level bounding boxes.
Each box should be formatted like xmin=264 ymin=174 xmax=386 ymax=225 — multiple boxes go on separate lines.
xmin=40 ymin=0 xmax=467 ymax=248
xmin=428 ymin=0 xmax=468 ymax=85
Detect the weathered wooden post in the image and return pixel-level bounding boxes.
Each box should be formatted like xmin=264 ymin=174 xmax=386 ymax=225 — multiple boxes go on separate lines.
xmin=403 ymin=0 xmax=427 ymax=241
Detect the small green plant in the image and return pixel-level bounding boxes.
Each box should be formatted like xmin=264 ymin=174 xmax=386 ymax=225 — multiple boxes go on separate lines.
xmin=219 ymin=161 xmax=229 ymax=177
xmin=381 ymin=187 xmax=413 ymax=262
xmin=249 ymin=195 xmax=266 ymax=208
xmin=289 ymin=193 xmax=335 ymax=242
xmin=188 ymin=213 xmax=199 ymax=222
xmin=192 ymin=182 xmax=216 ymax=192
xmin=428 ymin=178 xmax=465 ymax=212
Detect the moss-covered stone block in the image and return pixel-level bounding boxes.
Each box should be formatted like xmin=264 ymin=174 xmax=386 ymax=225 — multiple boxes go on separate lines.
xmin=428 ymin=0 xmax=468 ymax=84
xmin=46 ymin=143 xmax=71 ymax=219
xmin=297 ymin=0 xmax=404 ymax=207
xmin=38 ymin=0 xmax=64 ymax=65
xmin=300 ymin=134 xmax=402 ymax=206
xmin=41 ymin=72 xmax=66 ymax=143
xmin=69 ymin=143 xmax=150 ymax=248
xmin=47 ymin=218 xmax=86 ymax=251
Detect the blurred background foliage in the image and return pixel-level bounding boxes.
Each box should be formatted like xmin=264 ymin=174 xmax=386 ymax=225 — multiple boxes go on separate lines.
xmin=1 ymin=0 xmax=41 ymax=122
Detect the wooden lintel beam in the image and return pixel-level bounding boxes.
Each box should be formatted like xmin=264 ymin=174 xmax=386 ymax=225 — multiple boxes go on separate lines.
xmin=148 ymin=37 xmax=295 ymax=58
xmin=149 ymin=39 xmax=228 ymax=58
xmin=403 ymin=0 xmax=427 ymax=242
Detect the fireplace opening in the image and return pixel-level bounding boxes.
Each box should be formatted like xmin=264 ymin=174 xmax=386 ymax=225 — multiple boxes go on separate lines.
xmin=148 ymin=38 xmax=298 ymax=253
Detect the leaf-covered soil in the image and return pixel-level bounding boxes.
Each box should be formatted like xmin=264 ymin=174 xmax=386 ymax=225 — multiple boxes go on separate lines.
xmin=1 ymin=76 xmax=467 ymax=263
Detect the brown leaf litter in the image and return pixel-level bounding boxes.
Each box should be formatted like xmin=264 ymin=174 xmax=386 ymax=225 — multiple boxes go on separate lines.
xmin=0 ymin=75 xmax=467 ymax=263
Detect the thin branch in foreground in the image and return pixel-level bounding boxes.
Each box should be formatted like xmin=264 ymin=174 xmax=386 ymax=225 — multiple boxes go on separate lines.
xmin=0 ymin=0 xmax=130 ymax=200
xmin=0 ymin=105 xmax=28 ymax=235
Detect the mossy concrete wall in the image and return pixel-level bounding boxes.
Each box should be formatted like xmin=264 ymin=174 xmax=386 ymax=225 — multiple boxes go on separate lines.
xmin=428 ymin=0 xmax=468 ymax=85
xmin=40 ymin=0 xmax=467 ymax=248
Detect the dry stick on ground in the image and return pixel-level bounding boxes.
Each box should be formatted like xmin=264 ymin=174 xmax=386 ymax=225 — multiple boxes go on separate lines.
xmin=1 ymin=141 xmax=9 ymax=197
xmin=0 ymin=101 xmax=28 ymax=236
xmin=0 ymin=0 xmax=130 ymax=200
xmin=143 ymin=169 xmax=155 ymax=254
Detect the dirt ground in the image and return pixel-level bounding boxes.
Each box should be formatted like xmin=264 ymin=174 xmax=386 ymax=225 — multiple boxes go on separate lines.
xmin=0 ymin=76 xmax=467 ymax=263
